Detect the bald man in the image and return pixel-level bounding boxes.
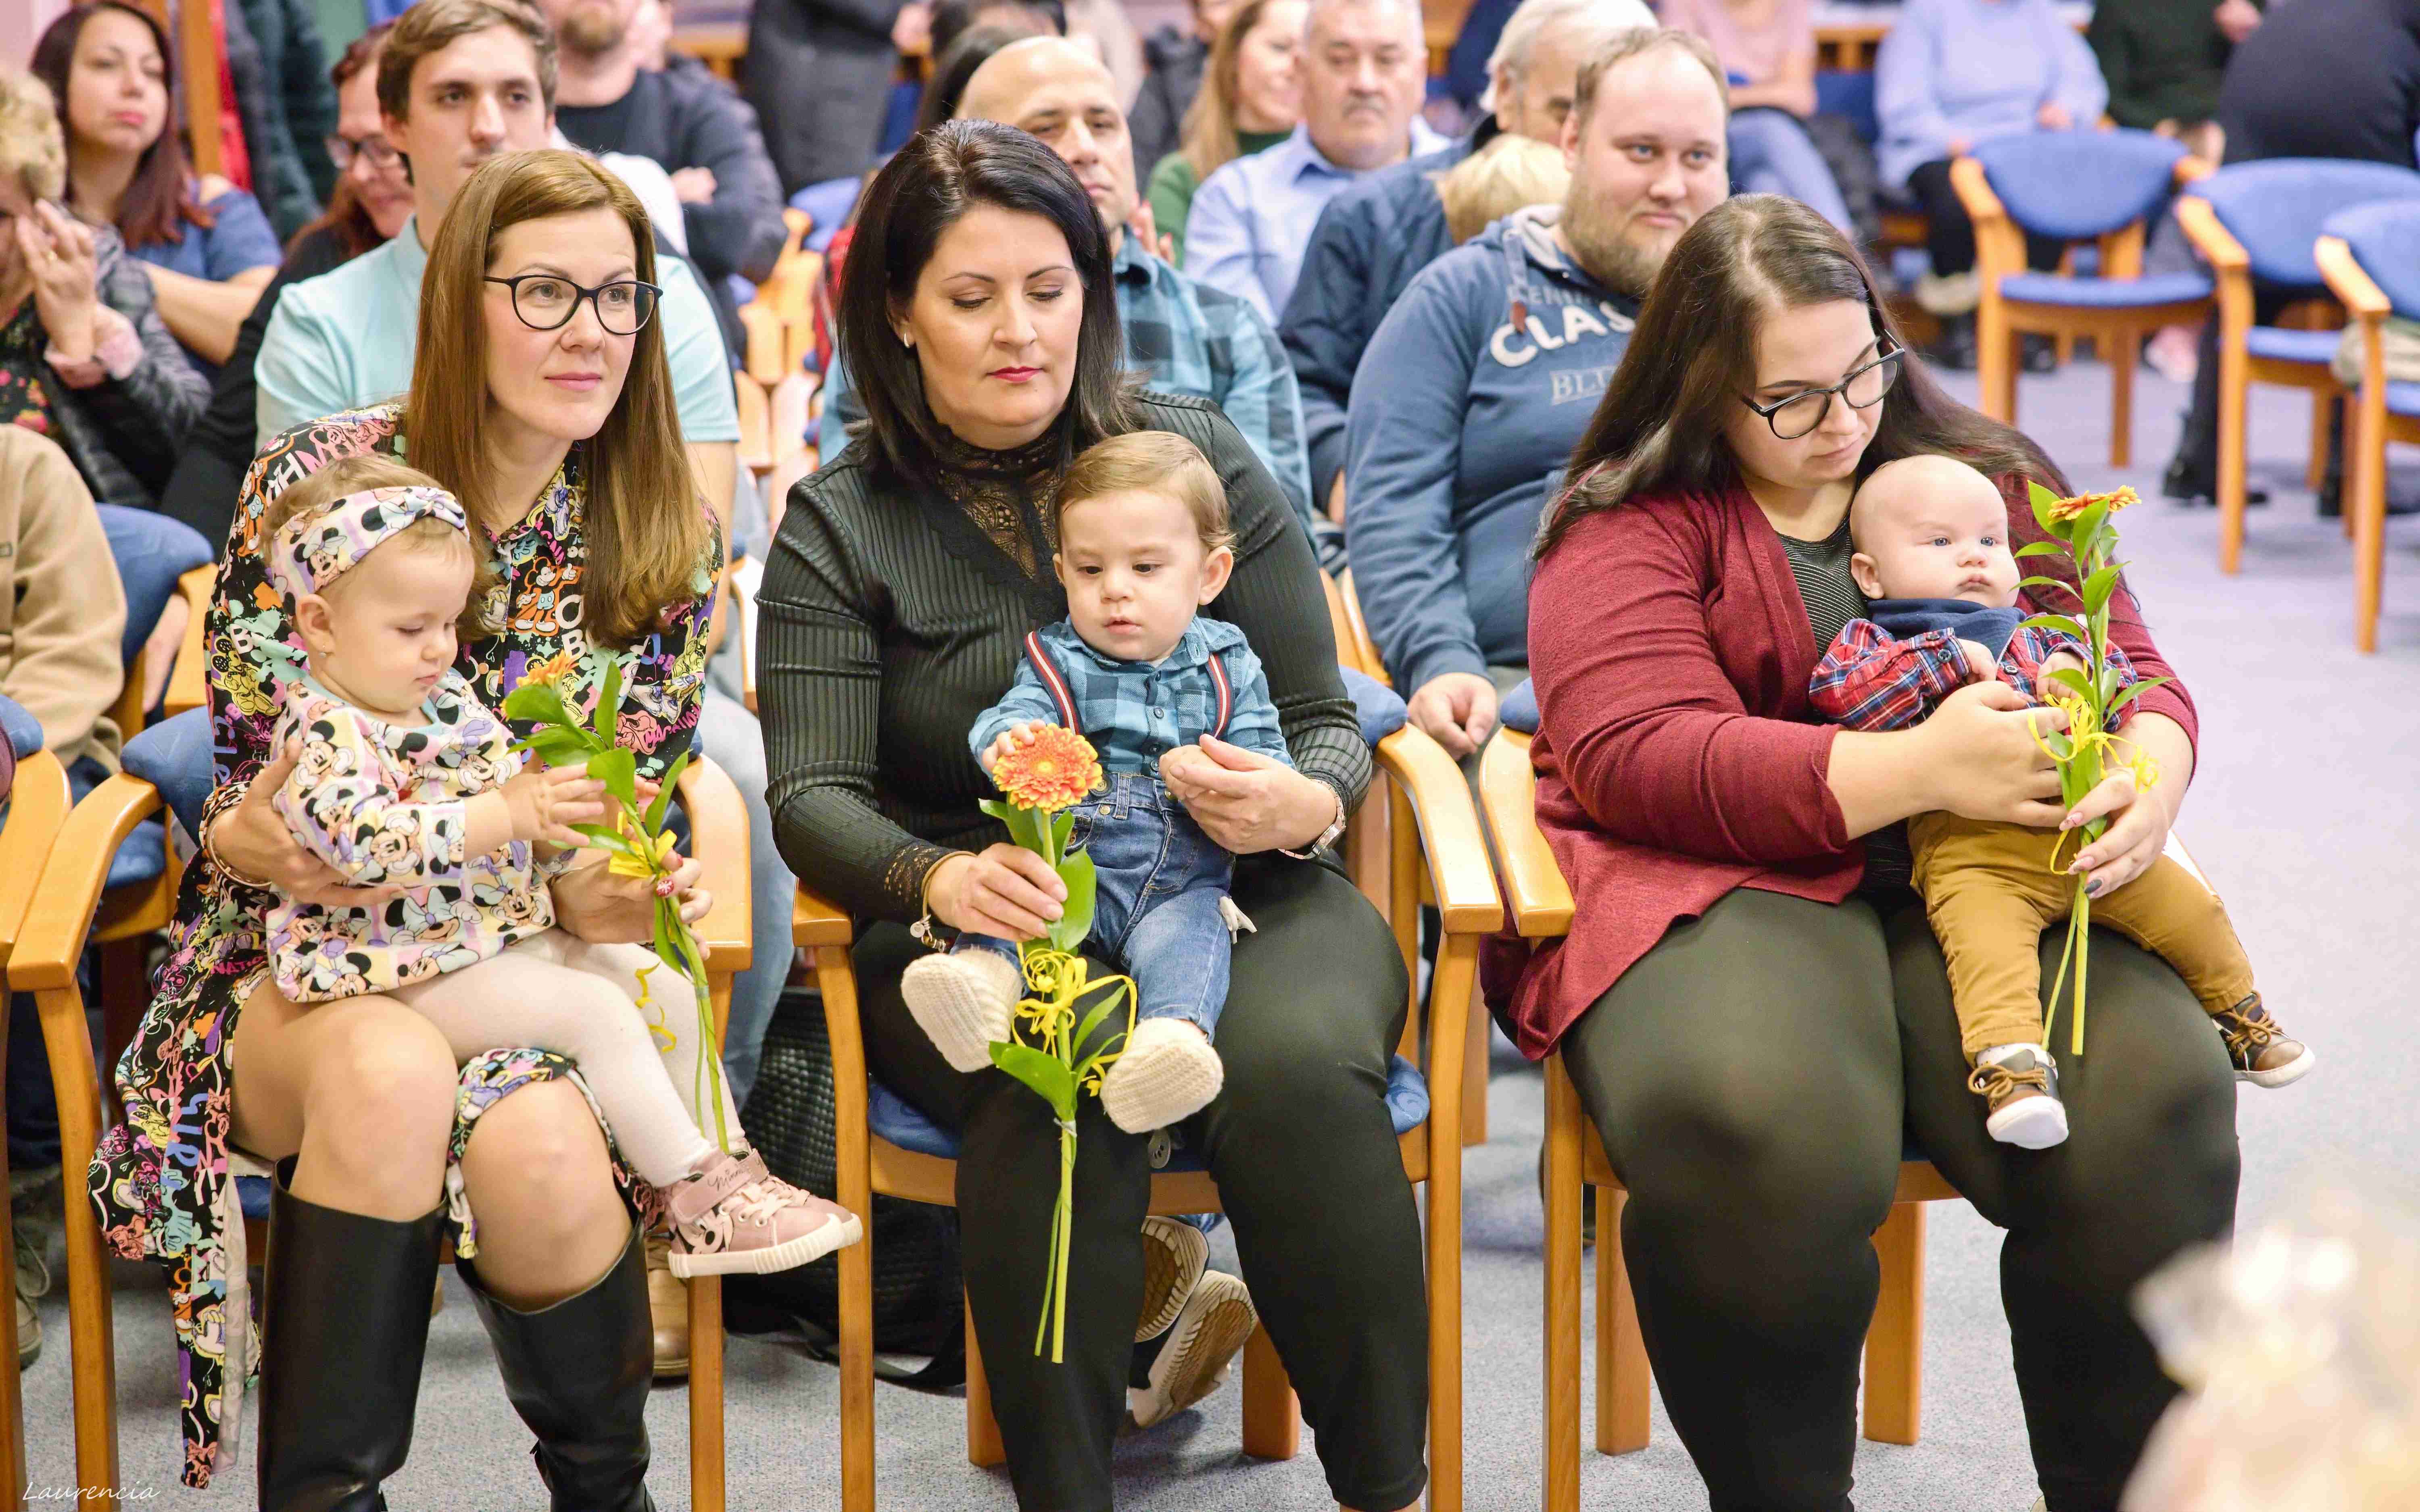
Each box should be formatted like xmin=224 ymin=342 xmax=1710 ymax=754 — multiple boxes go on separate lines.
xmin=1183 ymin=0 xmax=1450 ymax=323
xmin=820 ymin=36 xmax=1331 ymax=556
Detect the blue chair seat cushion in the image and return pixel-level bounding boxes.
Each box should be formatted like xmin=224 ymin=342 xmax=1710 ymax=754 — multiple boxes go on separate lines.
xmin=868 ymin=1053 xmax=1431 ymax=1164
xmin=0 ymin=694 xmax=42 ymax=760
xmin=1500 ymin=677 xmax=1538 ymax=735
xmin=1997 ymin=271 xmax=2212 ymax=309
xmin=2243 ymin=326 xmax=2342 ymax=367
xmin=105 ymin=819 xmax=167 ymax=890
xmin=1342 ymin=666 xmax=1407 ymax=746
xmin=119 ymin=707 xmax=215 ymax=841
xmin=2388 ymin=379 xmax=2420 ymax=418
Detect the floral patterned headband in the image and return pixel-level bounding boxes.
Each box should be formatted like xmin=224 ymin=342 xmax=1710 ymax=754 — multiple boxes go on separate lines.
xmin=267 ymin=485 xmax=470 ymax=600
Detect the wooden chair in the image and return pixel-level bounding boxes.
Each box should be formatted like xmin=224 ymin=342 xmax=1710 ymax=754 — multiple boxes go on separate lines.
xmin=9 ymin=731 xmax=756 ymax=1512
xmin=1474 ymin=728 xmax=1957 ymax=1512
xmin=2315 ymin=205 xmax=2420 ymax=652
xmin=2174 ymin=159 xmax=2420 ymax=572
xmin=790 ymin=715 xmax=1498 ymax=1510
xmin=1954 ymin=136 xmax=2216 ymax=467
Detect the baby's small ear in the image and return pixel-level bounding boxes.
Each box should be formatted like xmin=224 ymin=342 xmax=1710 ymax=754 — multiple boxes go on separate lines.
xmin=1847 ymin=551 xmax=1883 ymax=600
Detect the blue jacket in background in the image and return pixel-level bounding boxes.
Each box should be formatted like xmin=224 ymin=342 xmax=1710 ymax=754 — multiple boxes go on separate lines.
xmin=1345 ymin=207 xmax=1638 ymax=694
xmin=1875 ymin=0 xmax=2109 ymax=191
xmin=1281 ymin=121 xmax=1493 ymax=506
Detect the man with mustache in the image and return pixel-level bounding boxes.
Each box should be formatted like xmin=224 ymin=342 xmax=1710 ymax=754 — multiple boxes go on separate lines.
xmin=1183 ymin=0 xmax=1446 ymax=324
xmin=1346 ymin=27 xmax=1729 ymax=761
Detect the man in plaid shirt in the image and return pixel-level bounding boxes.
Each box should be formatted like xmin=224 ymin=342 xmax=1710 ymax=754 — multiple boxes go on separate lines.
xmin=817 ymin=38 xmax=1337 ymax=566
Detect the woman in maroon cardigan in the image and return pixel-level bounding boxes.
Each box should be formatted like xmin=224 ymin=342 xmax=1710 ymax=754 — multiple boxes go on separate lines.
xmin=1510 ymin=195 xmax=2238 ymax=1512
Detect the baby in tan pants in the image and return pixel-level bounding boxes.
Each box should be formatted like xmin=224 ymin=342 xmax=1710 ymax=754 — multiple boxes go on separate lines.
xmin=1810 ymin=456 xmax=2312 ymax=1148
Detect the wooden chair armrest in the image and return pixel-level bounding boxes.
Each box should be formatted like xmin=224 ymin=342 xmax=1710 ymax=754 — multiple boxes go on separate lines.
xmin=734 ymin=372 xmax=772 ymax=476
xmin=11 ymin=775 xmax=163 ymax=991
xmin=163 ymin=565 xmax=215 ymax=720
xmin=1372 ymin=725 xmax=1500 ymax=935
xmin=791 ymin=881 xmax=855 ymax=948
xmin=2316 ymin=236 xmax=2391 ymax=320
xmin=730 ymin=565 xmax=758 ymax=713
xmin=740 ymin=303 xmax=789 ymax=388
xmin=2173 ymin=196 xmax=2249 ymax=274
xmin=2173 ymin=155 xmax=2214 ymax=186
xmin=1947 ymin=156 xmax=2006 ymax=225
xmin=676 ymin=755 xmax=752 ymax=973
xmin=1477 ymin=730 xmax=1573 ymax=938
xmin=1336 ymin=569 xmax=1389 ymax=687
xmin=0 ymin=751 xmax=73 ymax=961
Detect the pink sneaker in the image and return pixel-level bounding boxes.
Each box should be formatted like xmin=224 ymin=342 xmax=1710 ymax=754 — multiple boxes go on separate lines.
xmin=664 ymin=1147 xmax=864 ymax=1278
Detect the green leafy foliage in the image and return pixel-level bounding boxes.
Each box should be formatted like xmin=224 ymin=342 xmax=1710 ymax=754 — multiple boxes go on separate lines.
xmin=588 ymin=746 xmax=639 ymax=811
xmin=646 ymin=749 xmax=691 ymax=833
xmin=593 ymin=660 xmax=623 ymax=743
xmin=1050 ymin=851 xmax=1097 ymax=953
xmin=990 ymin=1042 xmax=1077 ymax=1120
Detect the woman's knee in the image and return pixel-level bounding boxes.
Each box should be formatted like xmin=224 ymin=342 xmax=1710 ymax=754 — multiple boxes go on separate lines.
xmin=300 ymin=1001 xmax=460 ymax=1160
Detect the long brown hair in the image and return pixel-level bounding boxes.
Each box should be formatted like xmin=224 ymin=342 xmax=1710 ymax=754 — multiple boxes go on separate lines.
xmin=289 ymin=21 xmax=397 ymax=260
xmin=31 ymin=0 xmax=212 ymax=251
xmin=408 ymin=149 xmax=707 ymax=649
xmin=1539 ymin=194 xmax=2068 ymax=558
xmin=1179 ymin=0 xmax=1285 ymax=183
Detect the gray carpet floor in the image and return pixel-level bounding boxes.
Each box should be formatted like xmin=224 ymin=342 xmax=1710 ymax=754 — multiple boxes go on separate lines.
xmin=19 ymin=358 xmax=2417 ymax=1510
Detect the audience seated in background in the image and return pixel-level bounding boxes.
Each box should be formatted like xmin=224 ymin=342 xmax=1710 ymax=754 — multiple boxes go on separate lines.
xmin=822 ymin=37 xmax=1331 ymax=556
xmin=0 ymin=65 xmax=207 ymax=514
xmin=1129 ymin=0 xmax=1237 ymax=189
xmin=929 ymin=0 xmax=1068 ymax=60
xmin=747 ymin=0 xmax=923 ymax=192
xmin=1347 ymin=27 xmax=1727 ymax=761
xmin=1433 ymin=131 xmax=1569 ymax=244
xmin=2162 ymin=0 xmax=2420 ymax=506
xmin=1876 ymin=0 xmax=2108 ymax=370
xmin=2089 ymin=0 xmax=2261 ymax=166
xmin=540 ymin=0 xmax=790 ymax=355
xmin=1283 ymin=0 xmax=1648 ymax=512
xmin=32 ymin=2 xmax=280 ymax=373
xmin=1145 ymin=0 xmax=1306 ymax=266
xmin=1660 ymin=0 xmax=1861 ymax=239
xmin=1183 ymin=0 xmax=1448 ymax=323
xmin=158 ymin=23 xmax=407 ymax=554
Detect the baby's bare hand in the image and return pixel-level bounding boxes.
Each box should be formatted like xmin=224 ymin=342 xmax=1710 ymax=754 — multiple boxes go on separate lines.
xmin=506 ymin=766 xmax=607 ymax=848
xmin=979 ymin=721 xmax=1048 ymax=775
xmin=1958 ymin=639 xmax=2001 ymax=682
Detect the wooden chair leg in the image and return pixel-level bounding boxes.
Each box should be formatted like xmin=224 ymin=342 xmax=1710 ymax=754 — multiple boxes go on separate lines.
xmin=1976 ymin=304 xmax=2014 ymax=425
xmin=0 ymin=1064 xmax=21 ymax=1512
xmin=2218 ymin=348 xmax=2249 ymax=573
xmin=687 ymin=1275 xmax=725 ymax=1512
xmin=2109 ymin=329 xmax=2137 ymax=469
xmin=818 ymin=946 xmax=876 ymax=1512
xmin=1461 ymin=986 xmax=1488 ymax=1148
xmin=1239 ymin=1322 xmax=1300 ymax=1460
xmin=1594 ymin=1187 xmax=1649 ymax=1457
xmin=41 ymin=983 xmax=118 ymax=1497
xmin=1861 ymin=1202 xmax=1925 ymax=1446
xmin=1542 ymin=1056 xmax=1586 ymax=1512
xmin=2312 ymin=389 xmax=2334 ymax=495
xmin=964 ymin=1300 xmax=1006 ymax=1467
xmin=2353 ymin=393 xmax=2389 ymax=653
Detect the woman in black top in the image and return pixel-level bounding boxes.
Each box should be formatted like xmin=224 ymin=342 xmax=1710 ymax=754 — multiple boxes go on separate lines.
xmin=758 ymin=122 xmax=1426 ymax=1512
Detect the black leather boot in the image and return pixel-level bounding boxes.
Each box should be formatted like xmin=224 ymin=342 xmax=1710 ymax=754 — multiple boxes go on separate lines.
xmin=459 ymin=1220 xmax=657 ymax=1512
xmin=258 ymin=1159 xmax=444 ymax=1512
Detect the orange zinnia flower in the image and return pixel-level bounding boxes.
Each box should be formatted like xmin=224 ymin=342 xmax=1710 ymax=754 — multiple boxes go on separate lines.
xmin=993 ymin=725 xmax=1102 ymax=812
xmin=522 ymin=648 xmax=578 ymax=688
xmin=2046 ymin=485 xmax=2139 ymax=524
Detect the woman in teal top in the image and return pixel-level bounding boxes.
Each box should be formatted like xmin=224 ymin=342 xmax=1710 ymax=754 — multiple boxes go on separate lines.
xmin=1146 ymin=0 xmax=1306 ymax=264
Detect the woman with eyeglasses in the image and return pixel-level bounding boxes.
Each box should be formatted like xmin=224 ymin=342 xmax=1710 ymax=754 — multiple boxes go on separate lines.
xmin=95 ymin=148 xmax=720 ymax=1505
xmin=1506 ymin=194 xmax=2234 ymax=1511
xmin=31 ymin=1 xmax=283 ymax=372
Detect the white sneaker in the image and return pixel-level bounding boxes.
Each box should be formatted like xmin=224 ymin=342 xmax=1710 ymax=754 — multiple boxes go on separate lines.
xmin=1100 ymin=1019 xmax=1225 ymax=1134
xmin=901 ymin=949 xmax=1021 ymax=1073
xmin=1135 ymin=1215 xmax=1209 ymax=1343
xmin=1128 ymin=1270 xmax=1256 ymax=1429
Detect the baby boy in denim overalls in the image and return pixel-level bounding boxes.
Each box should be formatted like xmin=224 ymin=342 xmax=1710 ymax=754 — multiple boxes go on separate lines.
xmin=903 ymin=431 xmax=1297 ymax=1134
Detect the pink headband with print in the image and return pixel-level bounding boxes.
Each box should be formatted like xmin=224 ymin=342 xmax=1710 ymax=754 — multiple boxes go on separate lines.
xmin=266 ymin=485 xmax=470 ymax=600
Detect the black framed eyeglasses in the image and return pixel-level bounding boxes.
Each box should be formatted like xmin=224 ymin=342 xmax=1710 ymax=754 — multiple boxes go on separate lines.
xmin=484 ymin=274 xmax=661 ymax=335
xmin=1740 ymin=346 xmax=1904 ymax=440
xmin=325 ymin=133 xmax=403 ymax=173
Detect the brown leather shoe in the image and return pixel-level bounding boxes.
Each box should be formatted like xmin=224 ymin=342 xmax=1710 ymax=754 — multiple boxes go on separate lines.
xmin=645 ymin=1231 xmax=690 ymax=1378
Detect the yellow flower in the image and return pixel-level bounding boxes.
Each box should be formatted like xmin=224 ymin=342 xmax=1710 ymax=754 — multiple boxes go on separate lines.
xmin=992 ymin=725 xmax=1103 ymax=812
xmin=2046 ymin=486 xmax=2140 ymax=524
xmin=608 ymin=824 xmax=677 ymax=880
xmin=522 ymin=648 xmax=578 ymax=688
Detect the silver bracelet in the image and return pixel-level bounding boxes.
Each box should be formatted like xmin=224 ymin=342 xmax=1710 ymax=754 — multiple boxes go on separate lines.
xmin=1279 ymin=781 xmax=1348 ymax=860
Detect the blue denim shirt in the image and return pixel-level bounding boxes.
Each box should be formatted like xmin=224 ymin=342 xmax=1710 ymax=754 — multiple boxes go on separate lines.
xmin=969 ymin=616 xmax=1294 ymax=776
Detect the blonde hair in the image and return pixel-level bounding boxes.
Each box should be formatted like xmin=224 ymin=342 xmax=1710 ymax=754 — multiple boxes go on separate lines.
xmin=1057 ymin=432 xmax=1233 ymax=552
xmin=266 ymin=455 xmax=501 ymax=634
xmin=1435 ymin=132 xmax=1572 ymax=244
xmin=1178 ymin=0 xmax=1287 ymax=184
xmin=408 ymin=149 xmax=707 ymax=649
xmin=0 ymin=67 xmax=67 ymax=204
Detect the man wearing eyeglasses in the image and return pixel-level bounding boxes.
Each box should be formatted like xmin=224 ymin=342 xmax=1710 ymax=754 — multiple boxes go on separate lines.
xmin=252 ymin=0 xmax=737 ymax=492
xmin=1344 ymin=27 xmax=1728 ymax=763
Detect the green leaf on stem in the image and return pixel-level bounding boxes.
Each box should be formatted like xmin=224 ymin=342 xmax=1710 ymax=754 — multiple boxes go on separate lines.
xmin=645 ymin=749 xmax=691 ymax=834
xmin=593 ymin=658 xmax=623 ymax=743
xmin=990 ymin=1042 xmax=1078 ymax=1121
xmin=2015 ymin=574 xmax=2080 ymax=602
xmin=2017 ymin=613 xmax=2083 ymax=637
xmin=572 ymin=823 xmax=635 ymax=854
xmin=513 ymin=728 xmax=598 ymax=770
xmin=588 ymin=747 xmax=640 ymax=811
xmin=2106 ymin=676 xmax=2174 ymax=715
xmin=1072 ymin=985 xmax=1130 ymax=1062
xmin=2080 ymin=564 xmax=2122 ymax=618
xmin=978 ymin=797 xmax=1049 ymax=856
xmin=2047 ymin=667 xmax=2097 ymax=702
xmin=2014 ymin=541 xmax=2066 ymax=560
xmin=2027 ymin=480 xmax=2061 ymax=537
xmin=1049 ymin=851 xmax=1097 ymax=953
xmin=501 ymin=680 xmax=576 ymax=728
xmin=2037 ymin=730 xmax=2074 ymax=760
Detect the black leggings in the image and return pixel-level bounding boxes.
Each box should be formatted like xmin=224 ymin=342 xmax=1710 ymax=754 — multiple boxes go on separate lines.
xmin=1905 ymin=158 xmax=2065 ymax=279
xmin=1560 ymin=887 xmax=2239 ymax=1512
xmin=859 ymin=856 xmax=1425 ymax=1512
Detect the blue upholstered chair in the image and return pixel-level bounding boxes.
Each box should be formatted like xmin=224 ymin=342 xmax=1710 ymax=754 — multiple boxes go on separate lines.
xmin=2175 ymin=158 xmax=2420 ymax=571
xmin=1478 ymin=695 xmax=1955 ymax=1502
xmin=1949 ymin=131 xmax=2212 ymax=466
xmin=789 ymin=603 xmax=1498 ymax=1512
xmin=2316 ymin=201 xmax=2420 ymax=652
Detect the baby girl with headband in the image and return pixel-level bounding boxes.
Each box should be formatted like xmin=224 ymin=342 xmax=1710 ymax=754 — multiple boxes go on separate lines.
xmin=259 ymin=454 xmax=860 ymax=1277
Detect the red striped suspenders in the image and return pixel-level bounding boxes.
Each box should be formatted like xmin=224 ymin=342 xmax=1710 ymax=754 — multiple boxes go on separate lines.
xmin=1204 ymin=650 xmax=1232 ymax=738
xmin=1022 ymin=631 xmax=1232 ymax=738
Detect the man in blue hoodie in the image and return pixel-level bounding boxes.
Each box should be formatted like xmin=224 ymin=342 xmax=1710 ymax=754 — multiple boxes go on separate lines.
xmin=1346 ymin=27 xmax=1730 ymax=759
xmin=1283 ymin=0 xmax=1654 ymax=515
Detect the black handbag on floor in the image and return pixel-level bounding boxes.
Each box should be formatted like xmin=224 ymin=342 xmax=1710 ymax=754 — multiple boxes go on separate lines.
xmin=726 ymin=986 xmax=966 ymax=1388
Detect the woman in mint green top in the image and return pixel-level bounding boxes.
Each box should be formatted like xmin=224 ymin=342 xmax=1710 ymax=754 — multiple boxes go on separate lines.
xmin=1147 ymin=0 xmax=1305 ymax=264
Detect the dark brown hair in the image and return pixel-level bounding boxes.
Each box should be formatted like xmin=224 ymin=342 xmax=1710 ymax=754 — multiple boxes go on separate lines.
xmin=377 ymin=0 xmax=557 ymax=124
xmin=288 ymin=22 xmax=399 ymax=261
xmin=409 ymin=149 xmax=706 ymax=648
xmin=31 ymin=1 xmax=211 ymax=252
xmin=839 ymin=120 xmax=1136 ymax=487
xmin=1057 ymin=431 xmax=1233 ymax=551
xmin=1539 ymin=194 xmax=2069 ymax=558
xmin=1179 ymin=0 xmax=1287 ymax=183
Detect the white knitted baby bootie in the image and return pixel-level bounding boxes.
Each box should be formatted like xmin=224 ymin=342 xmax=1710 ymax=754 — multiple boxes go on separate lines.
xmin=1100 ymin=1019 xmax=1225 ymax=1134
xmin=901 ymin=949 xmax=1021 ymax=1073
